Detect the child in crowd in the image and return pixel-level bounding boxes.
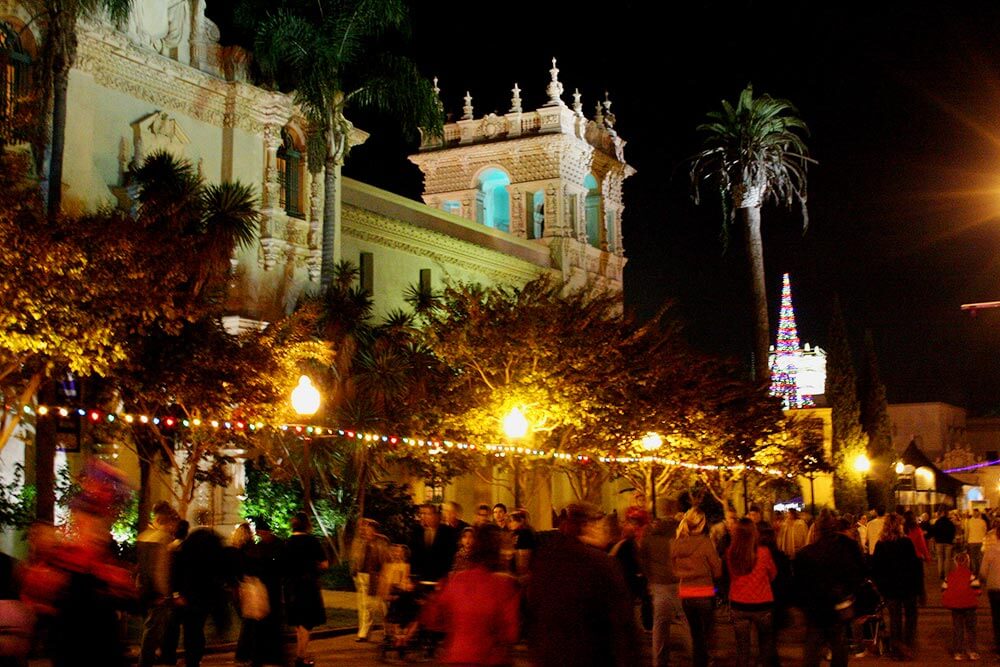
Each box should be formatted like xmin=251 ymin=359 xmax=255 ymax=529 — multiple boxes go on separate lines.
xmin=380 ymin=544 xmax=419 ymax=648
xmin=942 ymin=552 xmax=980 ymax=661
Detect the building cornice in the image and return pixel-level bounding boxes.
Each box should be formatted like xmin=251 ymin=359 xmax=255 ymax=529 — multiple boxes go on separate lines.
xmin=342 ymin=204 xmax=549 ymax=285
xmin=74 ymin=20 xmax=295 ymax=134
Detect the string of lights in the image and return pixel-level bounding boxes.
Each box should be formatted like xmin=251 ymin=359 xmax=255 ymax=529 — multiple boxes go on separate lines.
xmin=942 ymin=459 xmax=1000 ymax=474
xmin=19 ymin=403 xmax=781 ymax=473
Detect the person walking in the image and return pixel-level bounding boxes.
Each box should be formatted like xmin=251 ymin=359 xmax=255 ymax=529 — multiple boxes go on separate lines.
xmin=726 ymin=518 xmax=779 ymax=667
xmin=136 ymin=501 xmax=179 ymax=667
xmin=234 ymin=517 xmax=285 ymax=667
xmin=866 ymin=506 xmax=887 ymax=556
xmin=932 ymin=509 xmax=958 ymax=587
xmin=794 ymin=512 xmax=867 ymax=667
xmin=977 ymin=527 xmax=1000 ymax=655
xmin=671 ymin=508 xmax=723 ymax=667
xmin=639 ymin=515 xmax=682 ymax=667
xmin=428 ymin=524 xmax=520 ymax=665
xmin=872 ymin=513 xmax=923 ymax=660
xmin=777 ymin=508 xmax=807 ymax=560
xmin=967 ymin=509 xmax=989 ymax=578
xmin=943 ymin=552 xmax=981 ymax=661
xmin=409 ymin=504 xmax=458 ymax=583
xmin=173 ymin=511 xmax=230 ymax=667
xmin=526 ymin=502 xmax=640 ymax=667
xmin=349 ymin=518 xmax=389 ymax=643
xmin=284 ymin=512 xmax=329 ymax=667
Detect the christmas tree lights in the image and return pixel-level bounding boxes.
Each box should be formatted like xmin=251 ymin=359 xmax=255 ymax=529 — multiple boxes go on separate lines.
xmin=769 ymin=273 xmax=815 ymax=410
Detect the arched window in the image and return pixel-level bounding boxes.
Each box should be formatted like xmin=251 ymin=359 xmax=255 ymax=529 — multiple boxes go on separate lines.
xmin=530 ymin=191 xmax=545 ymax=240
xmin=0 ymin=21 xmax=32 ymax=136
xmin=475 ymin=168 xmax=510 ymax=231
xmin=584 ymin=173 xmax=601 ymax=248
xmin=277 ymin=128 xmax=305 ymax=218
xmin=441 ymin=200 xmax=461 ymax=216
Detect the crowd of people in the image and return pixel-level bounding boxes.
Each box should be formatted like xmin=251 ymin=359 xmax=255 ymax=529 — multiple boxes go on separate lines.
xmin=9 ymin=471 xmax=1000 ymax=667
xmin=350 ymin=500 xmax=1000 ymax=667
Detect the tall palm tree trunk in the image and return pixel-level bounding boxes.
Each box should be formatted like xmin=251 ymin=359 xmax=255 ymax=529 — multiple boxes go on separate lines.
xmin=46 ymin=66 xmax=68 ymax=222
xmin=320 ymin=152 xmax=342 ymax=288
xmin=741 ymin=205 xmax=770 ymax=382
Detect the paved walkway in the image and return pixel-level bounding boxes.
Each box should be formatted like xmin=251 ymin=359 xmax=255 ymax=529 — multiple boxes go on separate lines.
xmin=28 ymin=564 xmax=1000 ymax=665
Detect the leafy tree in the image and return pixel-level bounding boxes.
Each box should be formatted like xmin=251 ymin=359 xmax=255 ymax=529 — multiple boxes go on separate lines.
xmin=21 ymin=0 xmax=134 ymax=221
xmin=234 ymin=0 xmax=442 ymax=287
xmin=416 ymin=277 xmax=790 ymax=510
xmin=826 ymin=297 xmax=869 ymax=513
xmin=860 ymin=330 xmax=895 ymax=509
xmin=690 ymin=84 xmax=813 ymax=381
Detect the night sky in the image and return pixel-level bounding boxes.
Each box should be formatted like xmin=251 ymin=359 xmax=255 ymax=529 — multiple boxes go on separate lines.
xmin=213 ymin=2 xmax=1000 ymax=413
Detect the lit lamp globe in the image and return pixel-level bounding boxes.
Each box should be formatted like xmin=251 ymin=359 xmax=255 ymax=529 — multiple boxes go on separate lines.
xmin=502 ymin=407 xmax=529 ymax=439
xmin=291 ymin=375 xmax=321 ymax=416
xmin=853 ymin=453 xmax=871 ymax=474
xmin=641 ymin=432 xmax=663 ymax=452
xmin=894 ymin=461 xmax=906 ymax=475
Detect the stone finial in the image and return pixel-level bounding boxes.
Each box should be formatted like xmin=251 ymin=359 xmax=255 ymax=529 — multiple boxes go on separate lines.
xmin=545 ymin=57 xmax=564 ymax=107
xmin=603 ymin=91 xmax=616 ymax=129
xmin=594 ymin=100 xmax=604 ymax=125
xmin=511 ymin=83 xmax=522 ymax=113
xmin=572 ymin=88 xmax=583 ymax=115
xmin=462 ymin=91 xmax=474 ymax=120
xmin=432 ymin=76 xmax=440 ymax=98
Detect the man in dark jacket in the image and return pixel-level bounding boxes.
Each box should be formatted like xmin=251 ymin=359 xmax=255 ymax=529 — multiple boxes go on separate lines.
xmin=930 ymin=509 xmax=957 ymax=584
xmin=526 ymin=503 xmax=640 ymax=667
xmin=639 ymin=516 xmax=681 ymax=667
xmin=795 ymin=514 xmax=867 ymax=667
xmin=409 ymin=504 xmax=457 ymax=582
xmin=173 ymin=512 xmax=229 ymax=667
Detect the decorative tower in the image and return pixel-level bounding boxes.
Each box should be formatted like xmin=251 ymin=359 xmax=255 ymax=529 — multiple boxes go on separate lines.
xmin=408 ymin=61 xmax=635 ymax=292
xmin=770 ymin=273 xmax=815 ymax=409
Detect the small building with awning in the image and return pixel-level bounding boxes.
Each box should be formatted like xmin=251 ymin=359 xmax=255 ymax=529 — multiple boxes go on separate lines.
xmin=894 ymin=439 xmax=965 ymax=510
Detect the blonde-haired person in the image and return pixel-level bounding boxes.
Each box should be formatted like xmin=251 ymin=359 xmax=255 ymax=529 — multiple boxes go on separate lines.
xmin=671 ymin=508 xmax=723 ymax=667
xmin=872 ymin=513 xmax=923 ymax=660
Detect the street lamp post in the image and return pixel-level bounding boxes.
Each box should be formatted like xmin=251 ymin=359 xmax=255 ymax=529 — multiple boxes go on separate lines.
xmin=503 ymin=408 xmax=530 ymax=508
xmin=642 ymin=432 xmax=663 ymax=518
xmin=291 ymin=375 xmax=321 ymax=508
xmin=854 ymin=453 xmax=871 ymax=507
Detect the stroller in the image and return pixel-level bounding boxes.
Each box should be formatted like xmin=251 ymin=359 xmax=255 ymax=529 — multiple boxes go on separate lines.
xmin=850 ymin=578 xmax=890 ymax=657
xmin=379 ymin=580 xmax=438 ymax=661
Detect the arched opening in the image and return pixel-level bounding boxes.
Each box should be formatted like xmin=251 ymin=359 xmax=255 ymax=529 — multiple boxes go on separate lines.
xmin=529 ymin=191 xmax=545 ymax=240
xmin=0 ymin=21 xmax=33 ymax=139
xmin=475 ymin=168 xmax=510 ymax=231
xmin=441 ymin=200 xmax=461 ymax=216
xmin=584 ymin=173 xmax=601 ymax=248
xmin=277 ymin=127 xmax=305 ymax=218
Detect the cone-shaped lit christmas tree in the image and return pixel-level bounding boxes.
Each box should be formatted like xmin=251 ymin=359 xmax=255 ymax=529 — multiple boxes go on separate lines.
xmin=770 ymin=273 xmax=815 ymax=409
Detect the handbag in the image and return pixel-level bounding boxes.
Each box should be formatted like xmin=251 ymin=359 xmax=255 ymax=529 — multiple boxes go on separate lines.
xmin=238 ymin=576 xmax=270 ymax=620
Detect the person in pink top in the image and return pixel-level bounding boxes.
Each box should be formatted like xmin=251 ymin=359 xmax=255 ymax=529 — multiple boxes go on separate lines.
xmin=727 ymin=518 xmax=779 ymax=667
xmin=428 ymin=524 xmax=520 ymax=665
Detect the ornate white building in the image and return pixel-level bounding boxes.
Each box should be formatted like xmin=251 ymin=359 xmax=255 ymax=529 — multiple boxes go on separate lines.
xmin=0 ymin=1 xmax=637 ymax=533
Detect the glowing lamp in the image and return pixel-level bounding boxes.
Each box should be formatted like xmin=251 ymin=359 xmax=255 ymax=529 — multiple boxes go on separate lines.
xmin=641 ymin=432 xmax=664 ymax=452
xmin=895 ymin=461 xmax=905 ymax=474
xmin=502 ymin=407 xmax=529 ymax=439
xmin=853 ymin=453 xmax=871 ymax=474
xmin=291 ymin=375 xmax=321 ymax=416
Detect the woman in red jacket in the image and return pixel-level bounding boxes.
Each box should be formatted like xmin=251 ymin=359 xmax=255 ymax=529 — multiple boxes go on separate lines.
xmin=430 ymin=524 xmax=520 ymax=665
xmin=727 ymin=518 xmax=779 ymax=667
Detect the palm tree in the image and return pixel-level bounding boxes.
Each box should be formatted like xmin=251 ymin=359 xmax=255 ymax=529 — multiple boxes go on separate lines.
xmin=690 ymin=84 xmax=813 ymax=382
xmin=239 ymin=0 xmax=443 ymax=288
xmin=25 ymin=0 xmax=134 ymax=221
xmin=123 ymin=151 xmax=260 ymax=527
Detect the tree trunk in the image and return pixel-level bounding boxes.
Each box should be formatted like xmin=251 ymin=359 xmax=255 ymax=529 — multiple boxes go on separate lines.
xmin=34 ymin=380 xmax=57 ymax=523
xmin=319 ymin=123 xmax=345 ymax=288
xmin=47 ymin=65 xmax=69 ymax=223
xmin=741 ymin=205 xmax=770 ymax=383
xmin=137 ymin=452 xmax=152 ymax=531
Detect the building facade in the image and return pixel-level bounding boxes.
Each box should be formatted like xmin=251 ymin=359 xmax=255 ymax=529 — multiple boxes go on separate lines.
xmin=0 ymin=1 xmax=638 ymax=534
